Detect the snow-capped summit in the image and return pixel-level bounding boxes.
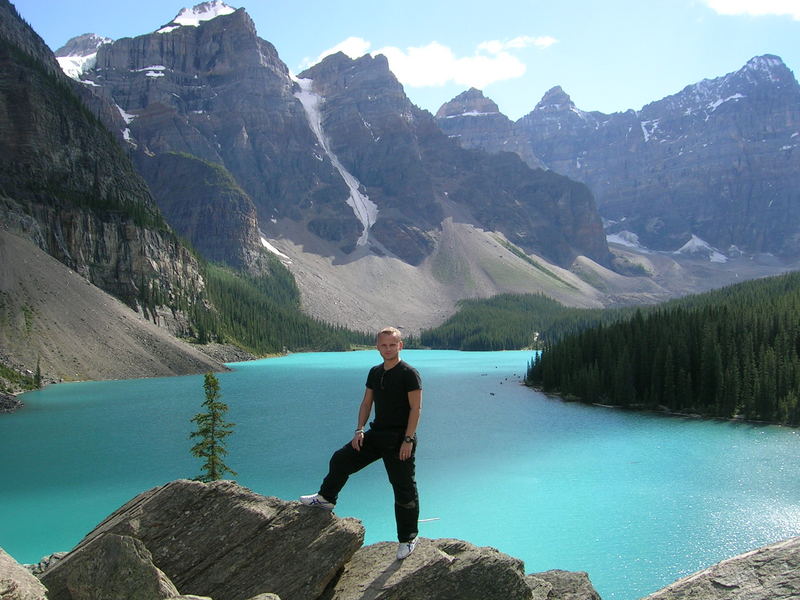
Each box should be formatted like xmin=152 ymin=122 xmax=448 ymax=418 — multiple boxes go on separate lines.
xmin=674 ymin=235 xmax=727 ymax=263
xmin=157 ymin=1 xmax=237 ymax=34
xmin=54 ymin=33 xmax=112 ymax=80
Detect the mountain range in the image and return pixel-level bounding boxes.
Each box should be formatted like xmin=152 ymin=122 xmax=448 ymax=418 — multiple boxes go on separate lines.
xmin=437 ymin=55 xmax=800 ymax=258
xmin=2 ymin=0 xmax=799 ymax=385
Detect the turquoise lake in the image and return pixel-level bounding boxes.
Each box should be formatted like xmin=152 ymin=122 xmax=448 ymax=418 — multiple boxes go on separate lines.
xmin=1 ymin=349 xmax=799 ymax=599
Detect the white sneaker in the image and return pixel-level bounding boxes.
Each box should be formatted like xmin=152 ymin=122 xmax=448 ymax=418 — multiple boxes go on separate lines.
xmin=299 ymin=493 xmax=334 ymax=511
xmin=396 ymin=538 xmax=417 ymax=560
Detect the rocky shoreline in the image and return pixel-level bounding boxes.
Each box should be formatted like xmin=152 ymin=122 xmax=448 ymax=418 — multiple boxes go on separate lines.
xmin=0 ymin=391 xmax=23 ymax=413
xmin=1 ymin=479 xmax=798 ymax=600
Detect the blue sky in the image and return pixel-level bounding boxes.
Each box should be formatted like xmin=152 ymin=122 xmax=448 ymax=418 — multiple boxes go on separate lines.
xmin=11 ymin=0 xmax=800 ymax=120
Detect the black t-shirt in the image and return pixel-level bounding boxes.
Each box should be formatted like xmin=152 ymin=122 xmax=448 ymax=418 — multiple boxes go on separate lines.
xmin=365 ymin=360 xmax=422 ymax=430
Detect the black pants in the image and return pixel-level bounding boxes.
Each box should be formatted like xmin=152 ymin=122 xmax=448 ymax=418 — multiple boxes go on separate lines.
xmin=318 ymin=428 xmax=419 ymax=542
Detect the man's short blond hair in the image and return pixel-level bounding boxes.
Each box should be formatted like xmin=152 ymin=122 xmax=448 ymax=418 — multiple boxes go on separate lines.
xmin=377 ymin=326 xmax=402 ymax=341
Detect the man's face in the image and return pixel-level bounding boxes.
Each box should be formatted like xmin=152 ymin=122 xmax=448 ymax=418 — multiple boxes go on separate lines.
xmin=376 ymin=333 xmax=403 ymax=361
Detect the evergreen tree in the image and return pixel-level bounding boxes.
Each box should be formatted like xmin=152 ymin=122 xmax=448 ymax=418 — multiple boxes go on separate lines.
xmin=34 ymin=355 xmax=42 ymax=389
xmin=190 ymin=373 xmax=237 ymax=482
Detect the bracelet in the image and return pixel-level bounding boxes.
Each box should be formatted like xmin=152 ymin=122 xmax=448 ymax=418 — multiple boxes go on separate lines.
xmin=355 ymin=428 xmax=364 ymax=434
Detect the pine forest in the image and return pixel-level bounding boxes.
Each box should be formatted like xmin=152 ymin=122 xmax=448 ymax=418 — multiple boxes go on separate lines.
xmin=526 ymin=272 xmax=800 ymax=426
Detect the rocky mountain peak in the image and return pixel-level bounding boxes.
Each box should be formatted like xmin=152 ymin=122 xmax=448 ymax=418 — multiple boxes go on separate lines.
xmin=54 ymin=33 xmax=113 ymax=80
xmin=301 ymin=52 xmax=402 ymax=97
xmin=522 ymin=85 xmax=600 ymax=131
xmin=434 ymin=87 xmax=547 ymax=170
xmin=435 ymin=87 xmax=500 ymax=118
xmin=54 ymin=33 xmax=112 ymax=58
xmin=534 ymin=85 xmax=576 ymax=112
xmin=156 ymin=0 xmax=237 ymax=33
xmin=742 ymin=53 xmax=794 ymax=83
xmin=651 ymin=54 xmax=799 ymax=119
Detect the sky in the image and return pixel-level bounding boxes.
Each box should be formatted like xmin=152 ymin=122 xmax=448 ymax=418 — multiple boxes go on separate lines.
xmin=11 ymin=0 xmax=800 ymax=120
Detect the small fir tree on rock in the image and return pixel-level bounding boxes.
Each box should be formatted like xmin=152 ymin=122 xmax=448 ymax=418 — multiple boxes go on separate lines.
xmin=190 ymin=372 xmax=237 ymax=482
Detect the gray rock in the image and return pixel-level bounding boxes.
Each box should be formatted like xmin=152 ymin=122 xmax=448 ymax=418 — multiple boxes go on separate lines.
xmin=0 ymin=392 xmax=23 ymax=413
xmin=24 ymin=552 xmax=67 ymax=576
xmin=526 ymin=569 xmax=601 ymax=599
xmin=0 ymin=547 xmax=48 ymax=600
xmin=68 ymin=479 xmax=363 ymax=600
xmin=39 ymin=533 xmax=180 ymax=600
xmin=320 ymin=538 xmax=533 ymax=600
xmin=642 ymin=536 xmax=800 ymax=600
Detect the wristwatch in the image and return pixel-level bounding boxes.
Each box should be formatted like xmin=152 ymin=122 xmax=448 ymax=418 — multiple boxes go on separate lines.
xmin=403 ymin=436 xmax=414 ymax=444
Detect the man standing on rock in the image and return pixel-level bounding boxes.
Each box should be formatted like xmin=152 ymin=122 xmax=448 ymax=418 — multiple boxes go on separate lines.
xmin=301 ymin=326 xmax=422 ymax=560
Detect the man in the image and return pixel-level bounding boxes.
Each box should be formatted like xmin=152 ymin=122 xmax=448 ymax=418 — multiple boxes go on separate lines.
xmin=301 ymin=326 xmax=422 ymax=560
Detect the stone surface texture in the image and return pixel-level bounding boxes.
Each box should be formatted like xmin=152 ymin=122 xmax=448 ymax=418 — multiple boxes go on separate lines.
xmin=320 ymin=538 xmax=534 ymax=600
xmin=0 ymin=547 xmax=48 ymax=600
xmin=56 ymin=479 xmax=364 ymax=600
xmin=39 ymin=533 xmax=179 ymax=600
xmin=526 ymin=569 xmax=601 ymax=599
xmin=642 ymin=536 xmax=800 ymax=600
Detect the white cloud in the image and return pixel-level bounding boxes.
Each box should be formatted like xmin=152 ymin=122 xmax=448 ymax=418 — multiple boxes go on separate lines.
xmin=376 ymin=41 xmax=529 ymax=88
xmin=302 ymin=36 xmax=372 ymax=68
xmin=704 ymin=0 xmax=800 ymax=19
xmin=305 ymin=35 xmax=557 ymax=90
xmin=478 ymin=35 xmax=558 ymax=54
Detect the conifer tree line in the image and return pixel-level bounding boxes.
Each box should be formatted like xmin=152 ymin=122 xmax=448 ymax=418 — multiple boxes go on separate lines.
xmin=191 ymin=261 xmax=372 ymax=354
xmin=526 ymin=272 xmax=800 ymax=426
xmin=420 ymin=293 xmax=633 ymax=350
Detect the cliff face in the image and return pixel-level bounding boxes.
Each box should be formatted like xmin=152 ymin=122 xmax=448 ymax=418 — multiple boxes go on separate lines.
xmin=0 ymin=0 xmax=206 ymax=339
xmin=297 ymin=52 xmax=443 ymax=264
xmin=435 ymin=88 xmax=544 ymax=169
xmin=299 ymin=53 xmax=611 ymax=267
xmin=135 ymin=152 xmax=264 ymax=271
xmin=66 ymin=8 xmax=610 ymax=269
xmin=519 ymin=56 xmax=800 ymax=255
xmin=438 ymin=56 xmax=800 ymax=257
xmin=81 ymin=7 xmax=354 ymax=261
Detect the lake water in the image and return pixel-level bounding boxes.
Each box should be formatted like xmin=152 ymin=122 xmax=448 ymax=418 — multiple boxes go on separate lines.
xmin=1 ymin=350 xmax=799 ymax=599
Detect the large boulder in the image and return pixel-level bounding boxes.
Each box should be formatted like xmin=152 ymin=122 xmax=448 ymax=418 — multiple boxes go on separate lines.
xmin=39 ymin=533 xmax=179 ymax=600
xmin=42 ymin=479 xmax=364 ymax=600
xmin=643 ymin=536 xmax=800 ymax=600
xmin=0 ymin=547 xmax=48 ymax=600
xmin=319 ymin=538 xmax=534 ymax=600
xmin=526 ymin=569 xmax=601 ymax=600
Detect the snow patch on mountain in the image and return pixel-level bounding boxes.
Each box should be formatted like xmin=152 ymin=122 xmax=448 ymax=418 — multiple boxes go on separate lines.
xmin=293 ymin=77 xmax=378 ymax=246
xmin=444 ymin=110 xmax=499 ymax=119
xmin=116 ymin=105 xmax=136 ymax=124
xmin=707 ymin=93 xmax=745 ymax=111
xmin=260 ymin=235 xmax=291 ymax=263
xmin=57 ymin=54 xmax=97 ymax=79
xmin=607 ymin=230 xmax=649 ymax=252
xmin=674 ymin=234 xmax=728 ymax=263
xmin=158 ymin=1 xmax=236 ymax=34
xmin=55 ymin=34 xmax=112 ymax=80
xmin=640 ymin=119 xmax=659 ymax=142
